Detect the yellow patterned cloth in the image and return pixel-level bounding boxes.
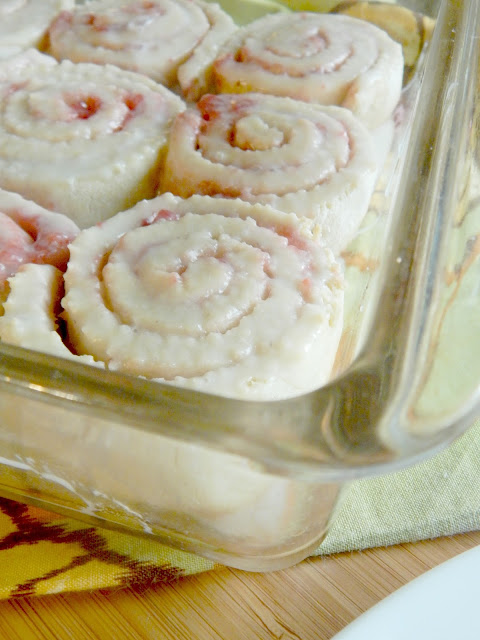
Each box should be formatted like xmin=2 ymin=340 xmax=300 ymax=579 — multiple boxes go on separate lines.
xmin=0 ymin=418 xmax=478 ymax=600
xmin=0 ymin=498 xmax=215 ymax=599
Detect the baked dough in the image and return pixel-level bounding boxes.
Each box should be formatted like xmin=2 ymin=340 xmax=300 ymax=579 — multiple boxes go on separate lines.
xmin=0 ymin=0 xmax=73 ymax=52
xmin=161 ymin=93 xmax=378 ymax=252
xmin=211 ymin=11 xmax=404 ymax=128
xmin=0 ymin=50 xmax=185 ymax=228
xmin=48 ymin=0 xmax=236 ymax=101
xmin=0 ymin=188 xmax=78 ymax=314
xmin=62 ymin=193 xmax=344 ymax=399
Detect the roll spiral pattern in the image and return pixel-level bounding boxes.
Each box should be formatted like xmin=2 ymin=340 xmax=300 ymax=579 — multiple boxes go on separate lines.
xmin=212 ymin=12 xmax=404 ymax=128
xmin=161 ymin=92 xmax=378 ymax=252
xmin=61 ymin=194 xmax=344 ymax=399
xmin=48 ymin=0 xmax=236 ymax=101
xmin=0 ymin=0 xmax=73 ymax=53
xmin=0 ymin=50 xmax=185 ymax=228
xmin=0 ymin=188 xmax=78 ymax=313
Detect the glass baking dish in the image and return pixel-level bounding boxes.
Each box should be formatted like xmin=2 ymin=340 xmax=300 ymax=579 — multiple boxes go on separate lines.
xmin=0 ymin=0 xmax=479 ymax=571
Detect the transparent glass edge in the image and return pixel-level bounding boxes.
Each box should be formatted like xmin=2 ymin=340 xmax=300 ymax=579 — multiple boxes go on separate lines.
xmin=375 ymin=0 xmax=480 ymax=452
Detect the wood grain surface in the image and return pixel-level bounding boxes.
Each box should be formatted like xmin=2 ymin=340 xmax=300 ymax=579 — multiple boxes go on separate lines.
xmin=0 ymin=530 xmax=478 ymax=639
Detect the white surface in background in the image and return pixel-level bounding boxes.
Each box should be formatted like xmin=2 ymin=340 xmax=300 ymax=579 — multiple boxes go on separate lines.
xmin=332 ymin=544 xmax=480 ymax=640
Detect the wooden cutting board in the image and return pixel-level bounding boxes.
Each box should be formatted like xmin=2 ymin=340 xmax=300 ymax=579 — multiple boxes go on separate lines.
xmin=0 ymin=530 xmax=478 ymax=639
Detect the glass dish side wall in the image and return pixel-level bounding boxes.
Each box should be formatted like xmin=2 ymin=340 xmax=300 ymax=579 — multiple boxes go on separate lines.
xmin=259 ymin=0 xmax=480 ymax=475
xmin=0 ymin=378 xmax=341 ymax=571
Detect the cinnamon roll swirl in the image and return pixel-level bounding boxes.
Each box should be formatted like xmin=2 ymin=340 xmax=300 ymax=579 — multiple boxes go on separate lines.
xmin=62 ymin=193 xmax=344 ymax=399
xmin=161 ymin=93 xmax=378 ymax=252
xmin=0 ymin=0 xmax=73 ymax=52
xmin=211 ymin=11 xmax=404 ymax=128
xmin=47 ymin=0 xmax=236 ymax=101
xmin=0 ymin=188 xmax=78 ymax=314
xmin=0 ymin=50 xmax=185 ymax=228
